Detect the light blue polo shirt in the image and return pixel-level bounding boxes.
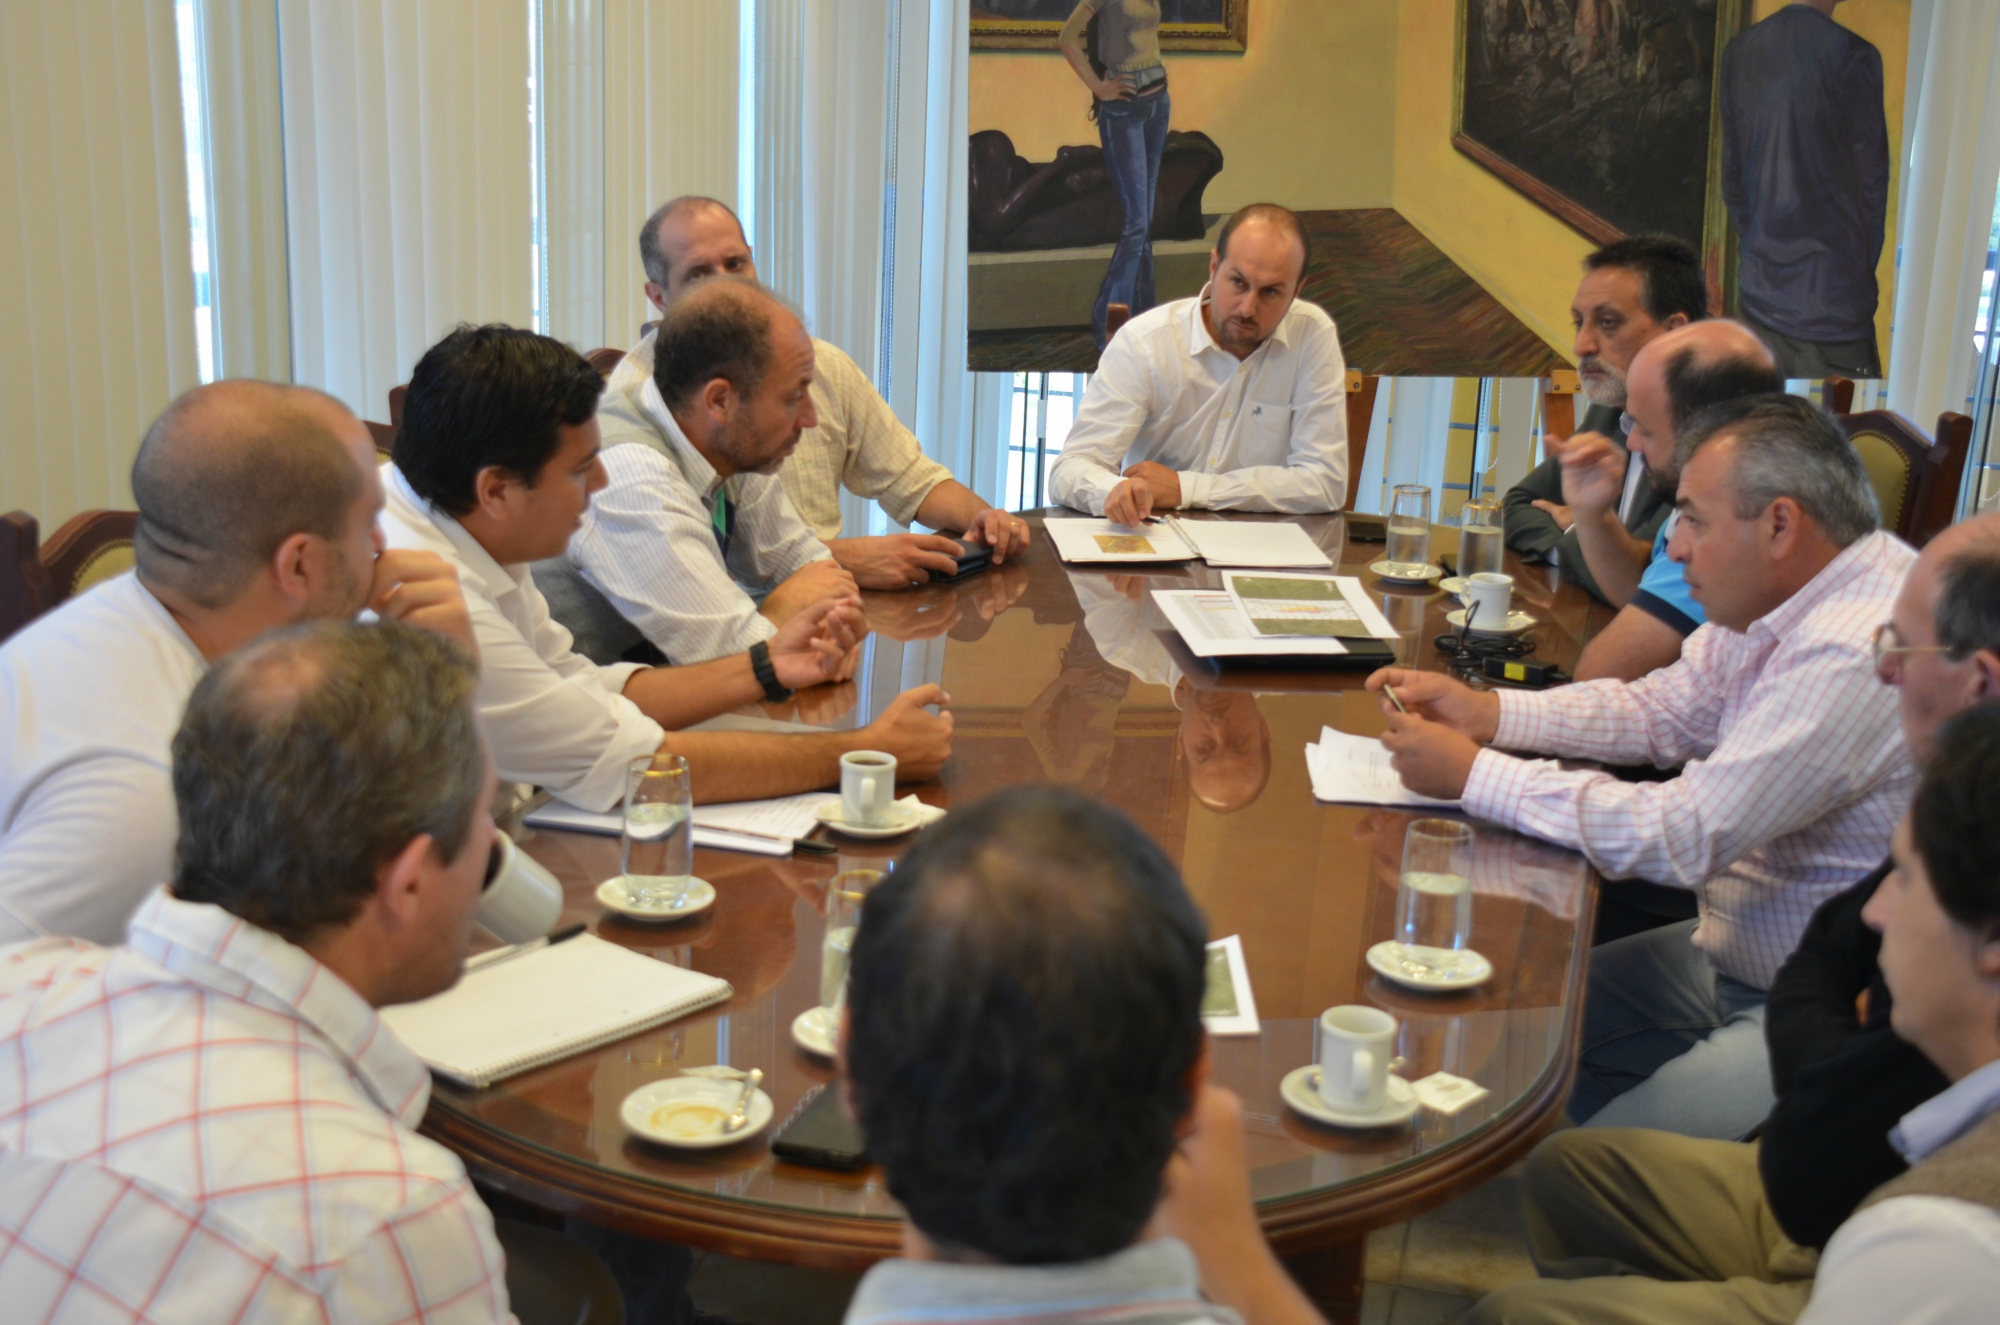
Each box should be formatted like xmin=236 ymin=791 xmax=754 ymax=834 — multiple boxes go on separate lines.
xmin=1629 ymin=513 xmax=1706 ymax=637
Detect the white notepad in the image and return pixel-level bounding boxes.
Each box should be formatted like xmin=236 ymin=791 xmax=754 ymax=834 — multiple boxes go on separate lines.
xmin=1306 ymin=725 xmax=1461 ymax=808
xmin=380 ymin=935 xmax=733 ymax=1088
xmin=1168 ymin=518 xmax=1333 ymax=569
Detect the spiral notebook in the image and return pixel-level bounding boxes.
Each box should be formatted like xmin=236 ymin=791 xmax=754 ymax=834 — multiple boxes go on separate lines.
xmin=381 ymin=935 xmax=733 ymax=1088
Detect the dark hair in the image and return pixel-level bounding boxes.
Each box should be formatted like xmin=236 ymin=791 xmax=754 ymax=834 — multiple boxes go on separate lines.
xmin=1660 ymin=345 xmax=1786 ymax=432
xmin=1584 ymin=234 xmax=1708 ymax=324
xmin=1215 ymin=203 xmax=1312 ymax=285
xmin=652 ymin=278 xmax=781 ymax=412
xmin=639 ymin=195 xmax=742 ymax=288
xmin=394 ymin=324 xmax=604 ymax=516
xmin=845 ymin=786 xmax=1208 ymax=1264
xmin=1675 ymin=393 xmax=1880 ymax=546
xmin=1910 ymin=704 xmax=2000 ymax=933
xmin=172 ymin=619 xmax=485 ymax=945
xmin=1937 ymin=544 xmax=2000 ymax=660
xmin=132 ymin=382 xmax=361 ymax=608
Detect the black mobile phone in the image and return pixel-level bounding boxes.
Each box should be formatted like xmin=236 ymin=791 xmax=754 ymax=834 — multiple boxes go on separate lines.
xmin=771 ymin=1084 xmax=869 ymax=1171
xmin=928 ymin=541 xmax=995 ymax=584
xmin=1344 ymin=512 xmax=1388 ymax=542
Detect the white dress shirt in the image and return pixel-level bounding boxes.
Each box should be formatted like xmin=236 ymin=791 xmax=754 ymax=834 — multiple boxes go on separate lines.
xmin=1461 ymin=531 xmax=1916 ymax=989
xmin=379 ymin=463 xmax=664 ymax=811
xmin=1048 ymin=288 xmax=1349 ymax=516
xmin=1799 ymin=1058 xmax=2000 ymax=1325
xmin=604 ymin=331 xmax=953 ymax=541
xmin=0 ymin=573 xmax=206 ymax=946
xmin=0 ymin=888 xmax=513 ymax=1323
xmin=564 ymin=376 xmax=832 ymax=663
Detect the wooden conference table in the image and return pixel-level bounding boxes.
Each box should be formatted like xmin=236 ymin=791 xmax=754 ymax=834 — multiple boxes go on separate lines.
xmin=433 ymin=510 xmax=1613 ymax=1321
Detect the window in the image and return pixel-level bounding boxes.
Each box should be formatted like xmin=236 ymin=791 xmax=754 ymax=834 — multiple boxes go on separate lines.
xmin=174 ymin=0 xmax=216 ymax=382
xmin=1004 ymin=372 xmax=1087 ymax=511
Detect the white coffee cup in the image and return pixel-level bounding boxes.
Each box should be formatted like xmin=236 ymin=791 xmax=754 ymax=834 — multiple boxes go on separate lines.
xmin=478 ymin=830 xmax=565 ymax=944
xmin=840 ymin=750 xmax=898 ymax=828
xmin=1463 ymin=572 xmax=1514 ymax=628
xmin=1318 ymin=1004 xmax=1403 ymax=1113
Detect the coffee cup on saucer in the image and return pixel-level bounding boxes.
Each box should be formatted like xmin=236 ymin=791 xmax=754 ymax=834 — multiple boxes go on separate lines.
xmin=1318 ymin=1004 xmax=1405 ymax=1114
xmin=478 ymin=831 xmax=565 ymax=944
xmin=1462 ymin=573 xmax=1513 ymax=628
xmin=840 ymin=751 xmax=897 ymax=828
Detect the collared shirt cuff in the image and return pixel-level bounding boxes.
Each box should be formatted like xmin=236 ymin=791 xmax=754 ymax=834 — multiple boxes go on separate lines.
xmin=1462 ymin=746 xmax=1533 ymax=828
xmin=1491 ymin=689 xmax=1549 ymax=751
xmin=1177 ymin=470 xmax=1213 ymax=509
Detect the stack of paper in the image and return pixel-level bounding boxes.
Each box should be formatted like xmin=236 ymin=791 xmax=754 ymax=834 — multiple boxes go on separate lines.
xmin=524 ymin=790 xmax=829 ymax=855
xmin=1169 ymin=518 xmax=1333 ymax=569
xmin=1305 ymin=726 xmax=1461 ymax=808
xmin=1044 ymin=517 xmax=1196 ymax=563
xmin=1153 ymin=575 xmax=1398 ymax=662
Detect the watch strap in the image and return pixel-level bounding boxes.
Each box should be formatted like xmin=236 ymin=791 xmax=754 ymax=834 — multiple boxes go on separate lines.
xmin=748 ymin=640 xmax=794 ymax=703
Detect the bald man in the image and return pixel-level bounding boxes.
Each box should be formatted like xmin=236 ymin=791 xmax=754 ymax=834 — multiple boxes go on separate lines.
xmin=0 ymin=382 xmax=473 ymax=945
xmin=1560 ymin=320 xmax=1785 ymax=681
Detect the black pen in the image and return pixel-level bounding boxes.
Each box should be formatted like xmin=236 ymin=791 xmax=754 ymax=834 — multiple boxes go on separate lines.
xmin=466 ymin=922 xmax=587 ymax=973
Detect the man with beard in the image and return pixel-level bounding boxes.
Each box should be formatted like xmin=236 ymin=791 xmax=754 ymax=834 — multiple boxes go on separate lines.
xmin=1568 ymin=320 xmax=1784 ymax=681
xmin=1503 ymin=236 xmax=1706 ymax=603
xmin=1048 ymin=203 xmax=1350 ymax=523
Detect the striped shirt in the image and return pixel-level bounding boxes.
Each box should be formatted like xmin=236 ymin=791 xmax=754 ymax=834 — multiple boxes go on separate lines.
xmin=0 ymin=888 xmax=513 ymax=1323
xmin=1462 ymin=530 xmax=1916 ymax=989
xmin=844 ymin=1238 xmax=1236 ymax=1325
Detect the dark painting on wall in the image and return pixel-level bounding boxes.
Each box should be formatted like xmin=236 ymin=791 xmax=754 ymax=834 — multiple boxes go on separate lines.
xmin=1453 ymin=0 xmax=1744 ymax=253
xmin=972 ymin=0 xmax=1247 ymax=52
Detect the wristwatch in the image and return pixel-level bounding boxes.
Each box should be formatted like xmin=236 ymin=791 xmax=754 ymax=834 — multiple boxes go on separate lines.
xmin=748 ymin=640 xmax=795 ymax=703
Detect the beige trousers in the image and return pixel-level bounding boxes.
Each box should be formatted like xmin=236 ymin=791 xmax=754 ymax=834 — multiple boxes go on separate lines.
xmin=1465 ymin=1129 xmax=1819 ymax=1325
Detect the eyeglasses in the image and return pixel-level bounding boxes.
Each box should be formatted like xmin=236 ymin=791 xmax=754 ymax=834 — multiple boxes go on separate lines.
xmin=1872 ymin=621 xmax=1955 ymax=676
xmin=1619 ymin=410 xmax=1637 ymax=437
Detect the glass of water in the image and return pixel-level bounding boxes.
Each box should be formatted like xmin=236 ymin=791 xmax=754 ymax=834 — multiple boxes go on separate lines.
xmin=1456 ymin=498 xmax=1505 ymax=578
xmin=1387 ymin=485 xmax=1433 ymax=572
xmin=621 ymin=753 xmax=693 ymax=909
xmin=1393 ymin=818 xmax=1474 ymax=978
xmin=821 ymin=869 xmax=886 ymax=1014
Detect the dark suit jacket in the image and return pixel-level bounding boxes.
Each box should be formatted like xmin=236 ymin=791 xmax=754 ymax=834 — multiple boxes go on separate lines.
xmin=1502 ymin=402 xmax=1670 ymax=605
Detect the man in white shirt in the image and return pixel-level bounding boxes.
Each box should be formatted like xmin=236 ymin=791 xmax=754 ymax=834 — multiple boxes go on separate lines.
xmin=0 ymin=381 xmax=475 ymax=947
xmin=383 ymin=322 xmax=954 ymax=811
xmin=1370 ymin=393 xmax=1915 ymax=1140
xmin=1047 ymin=203 xmax=1349 ymax=523
xmin=0 ymin=619 xmax=619 ymax=1324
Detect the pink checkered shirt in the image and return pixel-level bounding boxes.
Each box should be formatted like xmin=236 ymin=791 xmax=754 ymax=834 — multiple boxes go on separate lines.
xmin=0 ymin=888 xmax=513 ymax=1324
xmin=1462 ymin=530 xmax=1917 ymax=989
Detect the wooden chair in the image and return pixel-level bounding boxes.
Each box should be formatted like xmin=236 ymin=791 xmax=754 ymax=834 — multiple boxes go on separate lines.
xmin=388 ymin=384 xmax=408 ymax=426
xmin=1836 ymin=408 xmax=1974 ymax=547
xmin=586 ymin=347 xmax=626 ymax=375
xmin=1104 ymin=302 xmax=1131 ymax=342
xmin=1821 ymin=375 xmax=1856 ymax=416
xmin=1342 ymin=369 xmax=1381 ymax=512
xmin=0 ymin=509 xmax=141 ymax=643
xmin=1542 ymin=369 xmax=1581 ymax=445
xmin=366 ymin=420 xmax=398 ymax=462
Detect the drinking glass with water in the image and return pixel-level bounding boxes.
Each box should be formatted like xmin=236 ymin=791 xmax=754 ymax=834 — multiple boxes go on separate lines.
xmin=621 ymin=753 xmax=693 ymax=909
xmin=1387 ymin=485 xmax=1432 ymax=572
xmin=1455 ymin=498 xmax=1505 ymax=579
xmin=821 ymin=869 xmax=885 ymax=1014
xmin=1391 ymin=818 xmax=1474 ymax=978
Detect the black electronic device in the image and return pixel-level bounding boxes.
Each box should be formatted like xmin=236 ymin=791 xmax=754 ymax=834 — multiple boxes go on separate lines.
xmin=771 ymin=1084 xmax=869 ymax=1171
xmin=1343 ymin=512 xmax=1388 ymax=542
xmin=927 ymin=541 xmax=995 ymax=584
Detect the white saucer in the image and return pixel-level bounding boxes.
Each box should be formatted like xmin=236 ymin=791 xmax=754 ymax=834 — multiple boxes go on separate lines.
xmin=1366 ymin=940 xmax=1494 ymax=992
xmin=621 ymin=1076 xmax=773 ymax=1148
xmin=596 ymin=876 xmax=716 ymax=922
xmin=1445 ymin=608 xmax=1535 ymax=636
xmin=791 ymin=1006 xmax=838 ymax=1058
xmin=1439 ymin=576 xmax=1469 ymax=597
xmin=1370 ymin=560 xmax=1443 ymax=585
xmin=811 ymin=800 xmax=946 ymax=840
xmin=1281 ymin=1065 xmax=1420 ymax=1129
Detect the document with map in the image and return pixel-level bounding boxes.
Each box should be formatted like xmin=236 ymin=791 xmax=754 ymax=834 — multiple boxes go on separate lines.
xmin=1044 ymin=517 xmax=1197 ymax=563
xmin=1222 ymin=572 xmax=1398 ymax=641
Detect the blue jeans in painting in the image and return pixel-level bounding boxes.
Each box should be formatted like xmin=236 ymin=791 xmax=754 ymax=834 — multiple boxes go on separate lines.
xmin=1092 ymin=87 xmax=1171 ymax=348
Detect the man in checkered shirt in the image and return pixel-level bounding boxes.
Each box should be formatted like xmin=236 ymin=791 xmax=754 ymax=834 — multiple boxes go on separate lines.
xmin=1370 ymin=393 xmax=1917 ymax=1143
xmin=0 ymin=620 xmax=618 ymax=1324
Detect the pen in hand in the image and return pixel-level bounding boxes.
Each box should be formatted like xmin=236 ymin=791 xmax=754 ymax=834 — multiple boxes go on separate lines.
xmin=1383 ymin=684 xmax=1408 ymax=715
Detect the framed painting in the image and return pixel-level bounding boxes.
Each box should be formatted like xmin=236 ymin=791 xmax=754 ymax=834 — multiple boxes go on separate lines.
xmin=1452 ymin=0 xmax=1744 ymax=282
xmin=971 ymin=1 xmax=1249 ymax=53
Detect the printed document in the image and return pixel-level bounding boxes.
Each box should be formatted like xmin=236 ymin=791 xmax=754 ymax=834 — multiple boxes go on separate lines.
xmin=1306 ymin=726 xmax=1461 ymax=808
xmin=1044 ymin=517 xmax=1197 ymax=564
xmin=1166 ymin=517 xmax=1333 ymax=569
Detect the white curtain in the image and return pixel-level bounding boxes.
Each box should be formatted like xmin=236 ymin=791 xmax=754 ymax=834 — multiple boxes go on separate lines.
xmin=0 ymin=0 xmax=198 ymax=527
xmin=599 ymin=0 xmax=742 ymax=351
xmin=1885 ymin=0 xmax=2000 ymax=437
xmin=540 ymin=0 xmax=607 ymax=353
xmin=198 ymin=0 xmax=290 ymax=383
xmin=277 ymin=0 xmax=535 ymax=423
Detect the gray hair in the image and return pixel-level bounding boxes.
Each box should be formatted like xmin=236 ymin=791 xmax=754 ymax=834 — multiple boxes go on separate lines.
xmin=1674 ymin=393 xmax=1880 ymax=547
xmin=171 ymin=619 xmax=484 ymax=945
xmin=1937 ymin=545 xmax=2000 ymax=660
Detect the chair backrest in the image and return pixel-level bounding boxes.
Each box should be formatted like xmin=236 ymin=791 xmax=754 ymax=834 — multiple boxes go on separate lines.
xmin=365 ymin=419 xmax=398 ymax=463
xmin=1342 ymin=370 xmax=1381 ymax=512
xmin=1821 ymin=375 xmax=1856 ymax=416
xmin=1836 ymin=409 xmax=1975 ymax=547
xmin=586 ymin=347 xmax=626 ymax=376
xmin=1543 ymin=369 xmax=1580 ymax=444
xmin=388 ymin=383 xmax=408 ymax=426
xmin=1104 ymin=302 xmax=1131 ymax=342
xmin=0 ymin=509 xmax=140 ymax=643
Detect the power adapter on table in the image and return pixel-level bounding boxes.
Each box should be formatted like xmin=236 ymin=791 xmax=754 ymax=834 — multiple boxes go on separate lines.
xmin=1434 ymin=631 xmax=1570 ymax=689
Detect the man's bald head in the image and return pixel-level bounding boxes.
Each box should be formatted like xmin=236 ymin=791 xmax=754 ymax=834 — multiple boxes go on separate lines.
xmin=1642 ymin=320 xmax=1782 ymax=433
xmin=640 ymin=196 xmax=753 ymax=301
xmin=131 ymin=381 xmax=368 ymax=609
xmin=652 ymin=277 xmax=803 ymax=412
